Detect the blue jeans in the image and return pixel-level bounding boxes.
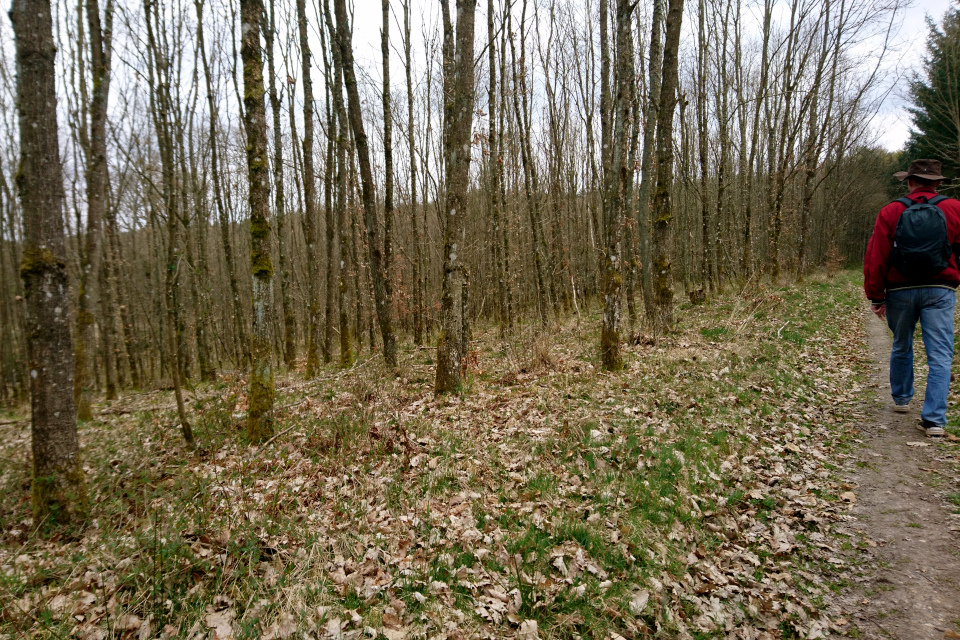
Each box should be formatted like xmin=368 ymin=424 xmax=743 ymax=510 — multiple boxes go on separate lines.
xmin=887 ymin=287 xmax=956 ymax=425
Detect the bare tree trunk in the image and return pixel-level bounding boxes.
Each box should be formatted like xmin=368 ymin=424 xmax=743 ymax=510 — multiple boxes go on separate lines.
xmin=12 ymin=0 xmax=88 ymax=524
xmin=321 ymin=34 xmax=337 ymax=364
xmin=98 ymin=205 xmax=118 ymax=398
xmin=267 ymin=0 xmax=296 ymax=370
xmin=742 ymin=0 xmax=772 ymax=277
xmin=403 ymin=0 xmax=424 ymax=345
xmin=332 ymin=0 xmax=397 ymax=367
xmin=637 ymin=0 xmax=662 ymax=320
xmin=488 ymin=0 xmax=509 ymax=333
xmin=498 ymin=16 xmax=515 ymax=330
xmin=74 ymin=0 xmax=114 ymax=421
xmin=296 ymin=0 xmax=321 ymax=376
xmin=508 ymin=4 xmax=552 ymax=325
xmin=696 ymin=0 xmax=712 ymax=292
xmin=240 ymin=0 xmax=275 ymax=442
xmin=435 ymin=0 xmax=477 ymax=394
xmin=713 ymin=0 xmax=732 ymax=289
xmin=650 ymin=0 xmax=684 ymax=331
xmin=324 ymin=0 xmax=354 ymax=367
xmin=798 ymin=3 xmax=832 ymax=279
xmin=624 ymin=75 xmax=641 ymax=328
xmin=382 ymin=0 xmax=396 ymax=358
xmin=145 ymin=0 xmax=193 ymax=447
xmin=600 ymin=0 xmax=634 ymax=370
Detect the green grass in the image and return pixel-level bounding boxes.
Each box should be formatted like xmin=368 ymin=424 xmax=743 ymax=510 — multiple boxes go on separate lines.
xmin=0 ymin=271 xmax=875 ymax=639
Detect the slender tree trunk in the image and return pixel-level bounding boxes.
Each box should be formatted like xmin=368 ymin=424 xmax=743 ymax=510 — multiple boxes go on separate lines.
xmin=600 ymin=0 xmax=634 ymax=371
xmin=324 ymin=0 xmax=354 ymax=367
xmin=696 ymin=0 xmax=712 ymax=292
xmin=321 ymin=46 xmax=337 ymax=364
xmin=106 ymin=201 xmax=139 ymax=388
xmin=488 ymin=0 xmax=509 ymax=333
xmin=12 ymin=0 xmax=88 ymax=524
xmin=294 ymin=0 xmax=321 ymax=376
xmin=144 ymin=0 xmax=193 ymax=446
xmin=74 ymin=0 xmax=113 ymax=421
xmin=742 ymin=0 xmax=772 ymax=277
xmin=714 ymin=0 xmax=731 ymax=289
xmin=650 ymin=0 xmax=684 ymax=331
xmin=333 ymin=0 xmax=397 ymax=367
xmin=382 ymin=0 xmax=396 ymax=359
xmin=508 ymin=6 xmax=552 ymax=325
xmin=99 ymin=244 xmax=117 ymax=400
xmin=266 ymin=0 xmax=296 ymax=369
xmin=799 ymin=2 xmax=832 ymax=279
xmin=624 ymin=79 xmax=641 ymax=327
xmin=240 ymin=0 xmax=275 ymax=442
xmin=638 ymin=0 xmax=662 ymax=320
xmin=435 ymin=0 xmax=477 ymax=394
xmin=498 ymin=17 xmax=515 ymax=330
xmin=403 ymin=0 xmax=424 ymax=345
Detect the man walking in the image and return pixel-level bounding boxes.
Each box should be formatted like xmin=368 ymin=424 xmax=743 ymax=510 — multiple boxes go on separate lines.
xmin=864 ymin=159 xmax=959 ymax=437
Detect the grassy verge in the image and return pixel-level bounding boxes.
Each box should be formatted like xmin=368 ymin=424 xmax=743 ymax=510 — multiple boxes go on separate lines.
xmin=0 ymin=271 xmax=872 ymax=639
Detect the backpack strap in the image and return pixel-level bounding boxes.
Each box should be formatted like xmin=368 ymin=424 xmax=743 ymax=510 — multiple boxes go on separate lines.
xmin=929 ymin=195 xmax=949 ymax=206
xmin=896 ymin=197 xmax=914 ymax=207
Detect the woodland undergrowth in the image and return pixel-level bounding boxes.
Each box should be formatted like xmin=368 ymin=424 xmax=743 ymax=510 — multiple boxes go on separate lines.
xmin=0 ymin=271 xmax=893 ymax=639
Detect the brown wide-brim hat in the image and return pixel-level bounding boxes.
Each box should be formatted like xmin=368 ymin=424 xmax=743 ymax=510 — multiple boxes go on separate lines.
xmin=894 ymin=158 xmax=953 ymax=184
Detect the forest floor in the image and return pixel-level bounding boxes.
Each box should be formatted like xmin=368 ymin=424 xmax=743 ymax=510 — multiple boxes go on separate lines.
xmin=3 ymin=271 xmax=960 ymax=639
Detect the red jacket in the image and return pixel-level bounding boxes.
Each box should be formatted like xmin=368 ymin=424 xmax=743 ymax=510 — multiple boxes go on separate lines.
xmin=864 ymin=187 xmax=960 ymax=303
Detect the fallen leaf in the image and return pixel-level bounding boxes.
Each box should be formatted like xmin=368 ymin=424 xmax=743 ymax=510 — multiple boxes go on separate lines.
xmin=206 ymin=609 xmax=235 ymax=640
xmin=840 ymin=491 xmax=856 ymax=503
xmin=906 ymin=441 xmax=932 ymax=447
xmin=382 ymin=612 xmax=403 ymax=629
xmin=117 ymin=614 xmax=143 ymax=632
xmin=629 ymin=590 xmax=650 ymax=615
xmin=518 ymin=619 xmax=539 ymax=640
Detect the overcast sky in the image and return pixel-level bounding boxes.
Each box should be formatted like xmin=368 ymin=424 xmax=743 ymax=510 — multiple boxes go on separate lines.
xmin=869 ymin=0 xmax=956 ymax=150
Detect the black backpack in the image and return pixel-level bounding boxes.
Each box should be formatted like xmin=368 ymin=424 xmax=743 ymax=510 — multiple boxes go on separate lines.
xmin=890 ymin=195 xmax=951 ymax=279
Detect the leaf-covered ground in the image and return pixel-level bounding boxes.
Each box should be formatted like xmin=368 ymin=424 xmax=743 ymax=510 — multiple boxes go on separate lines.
xmin=0 ymin=272 xmax=891 ymax=639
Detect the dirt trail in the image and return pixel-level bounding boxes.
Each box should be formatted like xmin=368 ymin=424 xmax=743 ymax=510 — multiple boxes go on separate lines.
xmin=838 ymin=310 xmax=960 ymax=638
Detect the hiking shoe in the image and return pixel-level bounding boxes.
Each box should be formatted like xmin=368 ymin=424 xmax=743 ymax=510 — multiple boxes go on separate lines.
xmin=917 ymin=419 xmax=945 ymax=438
xmin=893 ymin=402 xmax=911 ymax=413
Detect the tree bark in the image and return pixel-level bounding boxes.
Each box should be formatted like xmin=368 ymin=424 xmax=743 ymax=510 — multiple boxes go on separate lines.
xmin=696 ymin=0 xmax=712 ymax=291
xmin=267 ymin=0 xmax=297 ymax=370
xmin=403 ymin=0 xmax=425 ymax=345
xmin=294 ymin=0 xmax=320 ymax=377
xmin=650 ymin=0 xmax=685 ymax=331
xmin=435 ymin=0 xmax=477 ymax=394
xmin=637 ymin=0 xmax=662 ymax=320
xmin=488 ymin=0 xmax=510 ymax=333
xmin=600 ymin=0 xmax=634 ymax=371
xmin=240 ymin=0 xmax=275 ymax=442
xmin=320 ymin=30 xmax=337 ymax=364
xmin=74 ymin=0 xmax=114 ymax=421
xmin=12 ymin=0 xmax=88 ymax=525
xmin=382 ymin=0 xmax=396 ymax=359
xmin=324 ymin=0 xmax=354 ymax=367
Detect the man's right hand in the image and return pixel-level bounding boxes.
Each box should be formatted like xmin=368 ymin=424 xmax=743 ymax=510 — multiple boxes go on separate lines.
xmin=872 ymin=303 xmax=886 ymax=320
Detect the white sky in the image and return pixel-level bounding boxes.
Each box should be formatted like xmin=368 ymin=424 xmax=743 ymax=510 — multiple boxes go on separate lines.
xmin=871 ymin=0 xmax=956 ymax=150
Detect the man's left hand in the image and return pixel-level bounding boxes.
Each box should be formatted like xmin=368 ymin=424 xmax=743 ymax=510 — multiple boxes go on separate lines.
xmin=871 ymin=303 xmax=886 ymax=320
